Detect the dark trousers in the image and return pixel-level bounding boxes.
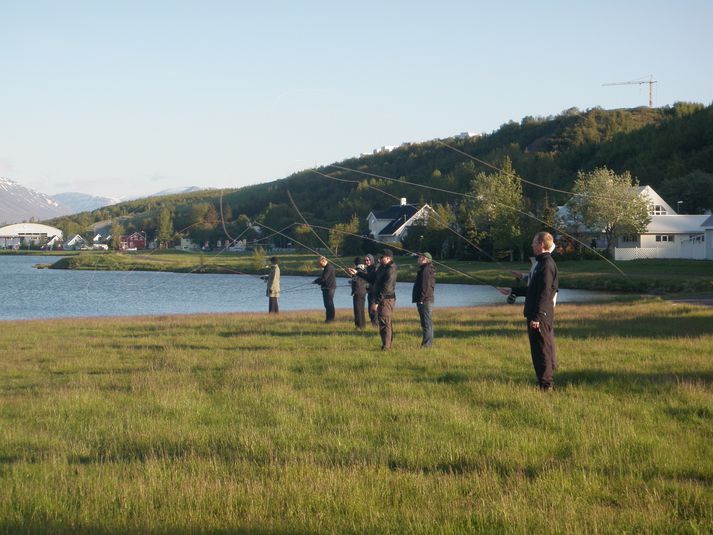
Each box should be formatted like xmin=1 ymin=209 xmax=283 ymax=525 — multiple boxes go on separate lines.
xmin=527 ymin=321 xmax=556 ymax=388
xmin=378 ymin=298 xmax=395 ymax=349
xmin=353 ymin=294 xmax=366 ymax=329
xmin=416 ymin=301 xmax=433 ymax=347
xmin=367 ymin=293 xmax=377 ymax=326
xmin=322 ymin=288 xmax=335 ymax=322
xmin=268 ymin=297 xmax=279 ymax=314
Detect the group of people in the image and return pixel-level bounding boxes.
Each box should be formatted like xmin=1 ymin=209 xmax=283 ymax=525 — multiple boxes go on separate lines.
xmin=263 ymin=231 xmax=559 ymax=390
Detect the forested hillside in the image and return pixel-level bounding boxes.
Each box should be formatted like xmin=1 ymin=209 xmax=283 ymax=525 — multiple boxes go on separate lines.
xmin=49 ymin=102 xmax=713 ymax=255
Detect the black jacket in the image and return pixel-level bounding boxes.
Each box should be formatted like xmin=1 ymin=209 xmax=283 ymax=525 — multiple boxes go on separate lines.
xmin=372 ymin=261 xmax=397 ymax=304
xmin=524 ymin=252 xmax=558 ymax=323
xmin=313 ymin=263 xmax=336 ymax=290
xmin=351 ymin=269 xmax=368 ymax=297
xmin=412 ymin=262 xmax=435 ymax=303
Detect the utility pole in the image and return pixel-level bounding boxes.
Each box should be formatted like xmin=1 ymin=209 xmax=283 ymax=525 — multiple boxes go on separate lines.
xmin=602 ymin=75 xmax=657 ymax=107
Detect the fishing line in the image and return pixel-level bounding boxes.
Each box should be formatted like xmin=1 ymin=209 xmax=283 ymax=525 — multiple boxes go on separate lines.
xmin=327 ymin=163 xmax=627 ymax=277
xmin=286 ymin=188 xmax=350 ymax=273
xmin=306 ymin=223 xmax=496 ymax=288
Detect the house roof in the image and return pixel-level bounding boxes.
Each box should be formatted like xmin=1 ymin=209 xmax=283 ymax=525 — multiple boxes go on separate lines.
xmin=702 ymin=215 xmax=713 ymax=228
xmin=371 ymin=204 xmax=418 ymax=222
xmin=646 ymin=215 xmax=711 ymax=234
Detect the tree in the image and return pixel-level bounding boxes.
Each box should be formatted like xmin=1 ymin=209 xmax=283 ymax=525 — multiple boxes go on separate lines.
xmin=461 ymin=157 xmax=525 ymax=260
xmin=329 ymin=214 xmax=360 ymax=256
xmin=658 ymin=170 xmax=713 ymax=214
xmin=567 ymin=167 xmax=651 ymax=257
xmin=110 ymin=220 xmax=125 ymax=251
xmin=157 ymin=206 xmax=175 ymax=248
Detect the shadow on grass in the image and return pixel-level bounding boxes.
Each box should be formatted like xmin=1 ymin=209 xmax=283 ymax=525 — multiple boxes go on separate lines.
xmin=557 ymin=369 xmax=713 ymax=389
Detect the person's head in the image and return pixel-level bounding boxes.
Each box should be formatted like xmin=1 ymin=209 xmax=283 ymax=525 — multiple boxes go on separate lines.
xmin=319 ymin=256 xmax=328 ymax=267
xmin=354 ymin=257 xmax=361 ymax=266
xmin=531 ymin=231 xmax=554 ymax=255
xmin=417 ymin=252 xmax=432 ymax=265
xmin=270 ymin=256 xmax=279 ymax=265
xmin=364 ymin=254 xmax=374 ymax=266
xmin=380 ymin=249 xmax=393 ymax=265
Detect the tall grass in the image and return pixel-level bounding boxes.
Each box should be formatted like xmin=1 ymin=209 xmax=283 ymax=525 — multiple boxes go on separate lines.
xmin=1 ymin=299 xmax=712 ymax=533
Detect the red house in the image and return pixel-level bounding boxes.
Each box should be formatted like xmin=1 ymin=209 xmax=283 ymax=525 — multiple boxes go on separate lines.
xmin=119 ymin=232 xmax=146 ymax=250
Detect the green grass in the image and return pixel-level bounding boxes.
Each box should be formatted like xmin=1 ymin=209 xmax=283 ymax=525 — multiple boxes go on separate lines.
xmin=50 ymin=250 xmax=713 ymax=293
xmin=1 ymin=299 xmax=712 ymax=533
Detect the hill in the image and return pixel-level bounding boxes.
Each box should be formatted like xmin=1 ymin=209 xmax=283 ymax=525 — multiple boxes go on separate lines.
xmin=47 ymin=102 xmax=713 ymax=252
xmin=0 ymin=177 xmax=73 ymax=224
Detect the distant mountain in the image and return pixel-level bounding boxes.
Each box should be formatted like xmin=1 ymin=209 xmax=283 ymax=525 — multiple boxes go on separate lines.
xmin=52 ymin=192 xmax=119 ymax=213
xmin=149 ymin=186 xmax=206 ymax=197
xmin=0 ymin=177 xmax=73 ymax=224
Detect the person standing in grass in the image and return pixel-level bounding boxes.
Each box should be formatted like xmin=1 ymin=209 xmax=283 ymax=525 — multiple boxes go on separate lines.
xmin=350 ymin=257 xmax=367 ymax=329
xmin=371 ymin=249 xmax=397 ymax=351
xmin=313 ymin=256 xmax=336 ymax=323
xmin=412 ymin=252 xmax=435 ymax=348
xmin=522 ymin=231 xmax=559 ymax=391
xmin=265 ymin=256 xmax=280 ymax=314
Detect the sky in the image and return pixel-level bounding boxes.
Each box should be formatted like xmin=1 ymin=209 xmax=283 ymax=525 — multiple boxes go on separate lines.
xmin=1 ymin=0 xmax=712 ymax=200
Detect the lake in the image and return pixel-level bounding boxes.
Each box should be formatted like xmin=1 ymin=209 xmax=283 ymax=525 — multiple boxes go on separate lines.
xmin=0 ymin=255 xmax=614 ymax=321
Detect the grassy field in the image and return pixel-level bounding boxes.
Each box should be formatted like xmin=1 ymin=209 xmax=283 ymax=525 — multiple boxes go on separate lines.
xmin=1 ymin=299 xmax=712 ymax=533
xmin=48 ymin=250 xmax=713 ymax=293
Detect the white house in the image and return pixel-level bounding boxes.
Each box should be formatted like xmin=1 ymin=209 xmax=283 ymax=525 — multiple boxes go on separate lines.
xmin=367 ymin=198 xmax=434 ymax=243
xmin=0 ymin=223 xmax=63 ymax=249
xmin=558 ymin=185 xmax=713 ymax=260
xmin=64 ymin=234 xmax=89 ymax=250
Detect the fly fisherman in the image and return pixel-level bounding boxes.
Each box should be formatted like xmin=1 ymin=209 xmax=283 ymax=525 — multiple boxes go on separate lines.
xmin=351 ymin=249 xmax=397 ymax=350
xmin=313 ymin=256 xmax=336 ymax=323
xmin=363 ymin=254 xmax=378 ymax=326
xmin=263 ymin=256 xmax=280 ymax=314
xmin=412 ymin=252 xmax=435 ymax=348
xmin=350 ymin=257 xmax=367 ymax=329
xmin=500 ymin=232 xmax=559 ymax=391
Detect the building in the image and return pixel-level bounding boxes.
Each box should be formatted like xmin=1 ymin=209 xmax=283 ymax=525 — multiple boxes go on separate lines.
xmin=0 ymin=223 xmax=63 ymax=249
xmin=367 ymin=198 xmax=434 ymax=243
xmin=557 ymin=185 xmax=713 ymax=260
xmin=64 ymin=234 xmax=89 ymax=250
xmin=119 ymin=232 xmax=146 ymax=251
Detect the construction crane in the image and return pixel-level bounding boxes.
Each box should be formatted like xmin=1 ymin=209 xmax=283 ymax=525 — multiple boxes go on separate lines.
xmin=602 ymin=75 xmax=657 ymax=107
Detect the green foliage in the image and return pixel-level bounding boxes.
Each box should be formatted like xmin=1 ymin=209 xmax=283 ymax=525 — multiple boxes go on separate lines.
xmin=567 ymin=167 xmax=651 ymax=257
xmin=329 ymin=214 xmax=361 ymax=256
xmin=658 ymin=170 xmax=713 ymax=214
xmin=43 ymin=104 xmax=713 ymax=258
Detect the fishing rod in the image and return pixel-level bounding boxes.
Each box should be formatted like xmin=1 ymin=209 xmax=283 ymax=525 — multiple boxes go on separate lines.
xmin=315 ymin=167 xmax=512 ymax=271
xmin=253 ymin=221 xmax=351 ymax=276
xmin=286 ymin=188 xmax=349 ymax=273
xmin=327 ymin=163 xmax=627 ymax=277
xmin=306 ymin=223 xmax=499 ymax=288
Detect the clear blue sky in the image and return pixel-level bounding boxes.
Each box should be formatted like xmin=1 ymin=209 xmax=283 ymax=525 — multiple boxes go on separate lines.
xmin=1 ymin=0 xmax=711 ymax=199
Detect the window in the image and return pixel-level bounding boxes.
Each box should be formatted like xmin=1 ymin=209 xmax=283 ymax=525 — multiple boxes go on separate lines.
xmin=655 ymin=235 xmax=675 ymax=242
xmin=652 ymin=204 xmax=667 ymax=215
xmin=621 ymin=235 xmax=637 ymax=243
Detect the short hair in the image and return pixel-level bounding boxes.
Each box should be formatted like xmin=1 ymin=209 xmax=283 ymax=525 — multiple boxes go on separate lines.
xmin=270 ymin=256 xmax=279 ymax=264
xmin=534 ymin=231 xmax=554 ymax=249
xmin=319 ymin=256 xmax=328 ymax=263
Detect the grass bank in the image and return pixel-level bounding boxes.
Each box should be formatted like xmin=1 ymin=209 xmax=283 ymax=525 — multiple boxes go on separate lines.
xmin=1 ymin=299 xmax=712 ymax=533
xmin=49 ymin=250 xmax=713 ymax=293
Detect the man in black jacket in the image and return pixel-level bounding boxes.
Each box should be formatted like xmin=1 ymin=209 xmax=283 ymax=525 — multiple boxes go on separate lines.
xmin=523 ymin=231 xmax=559 ymax=391
xmin=313 ymin=256 xmax=336 ymax=323
xmin=372 ymin=249 xmax=397 ymax=350
xmin=412 ymin=252 xmax=435 ymax=347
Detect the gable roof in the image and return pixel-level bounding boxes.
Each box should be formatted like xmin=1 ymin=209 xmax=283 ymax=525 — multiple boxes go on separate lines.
xmin=646 ymin=215 xmax=711 ymax=234
xmin=702 ymin=215 xmax=713 ymax=228
xmin=371 ymin=204 xmax=418 ymax=221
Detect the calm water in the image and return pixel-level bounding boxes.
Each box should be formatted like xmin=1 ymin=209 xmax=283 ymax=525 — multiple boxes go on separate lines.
xmin=0 ymin=256 xmax=614 ymax=321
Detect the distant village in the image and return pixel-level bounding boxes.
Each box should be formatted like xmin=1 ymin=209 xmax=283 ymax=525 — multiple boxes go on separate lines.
xmin=1 ymin=185 xmax=711 ymax=261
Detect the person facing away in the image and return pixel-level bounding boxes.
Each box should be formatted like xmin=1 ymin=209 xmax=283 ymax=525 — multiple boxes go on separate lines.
xmin=523 ymin=231 xmax=559 ymax=391
xmin=313 ymin=256 xmax=336 ymax=323
xmin=265 ymin=256 xmax=280 ymax=314
xmin=350 ymin=256 xmax=367 ymax=329
xmin=412 ymin=252 xmax=435 ymax=348
xmin=371 ymin=249 xmax=397 ymax=350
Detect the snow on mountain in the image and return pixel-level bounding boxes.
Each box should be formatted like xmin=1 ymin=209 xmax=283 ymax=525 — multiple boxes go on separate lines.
xmin=0 ymin=177 xmax=73 ymax=224
xmin=51 ymin=192 xmax=120 ymax=214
